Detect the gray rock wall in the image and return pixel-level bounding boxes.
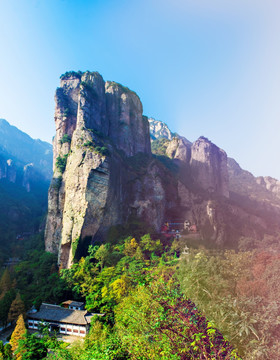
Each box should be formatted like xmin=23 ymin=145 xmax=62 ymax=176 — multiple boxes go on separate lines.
xmin=45 ymin=72 xmax=161 ymax=267
xmin=45 ymin=71 xmax=280 ymax=268
xmin=190 ymin=137 xmax=229 ymax=198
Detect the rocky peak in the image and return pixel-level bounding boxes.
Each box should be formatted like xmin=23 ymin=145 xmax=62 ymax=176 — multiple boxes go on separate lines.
xmin=148 ymin=118 xmax=174 ymax=141
xmin=256 ymin=176 xmax=280 ymax=199
xmin=166 ymin=137 xmax=191 ymax=164
xmin=151 ymin=129 xmax=229 ymax=198
xmin=105 ymin=81 xmax=150 ymax=157
xmin=190 ymin=137 xmax=229 ymax=198
xmin=46 ymin=71 xmax=153 ymax=267
xmin=53 ymin=71 xmax=150 ymax=164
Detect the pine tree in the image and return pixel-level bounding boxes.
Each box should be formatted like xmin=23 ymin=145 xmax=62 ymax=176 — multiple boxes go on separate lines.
xmin=8 ymin=293 xmax=25 ymax=324
xmin=10 ymin=314 xmax=26 ymax=359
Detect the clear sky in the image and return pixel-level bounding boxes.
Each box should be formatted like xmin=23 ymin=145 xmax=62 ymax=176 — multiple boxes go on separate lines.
xmin=0 ymin=0 xmax=279 ymax=178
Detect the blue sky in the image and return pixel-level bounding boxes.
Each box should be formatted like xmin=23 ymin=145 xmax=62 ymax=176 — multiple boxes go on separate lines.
xmin=0 ymin=0 xmax=279 ymax=178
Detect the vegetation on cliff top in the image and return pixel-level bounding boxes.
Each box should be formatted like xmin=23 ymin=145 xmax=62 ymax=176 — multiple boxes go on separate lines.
xmin=106 ymin=81 xmax=138 ymax=98
xmin=60 ymin=71 xmax=83 ymax=80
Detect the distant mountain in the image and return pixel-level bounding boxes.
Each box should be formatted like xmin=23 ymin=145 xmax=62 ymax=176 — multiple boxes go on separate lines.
xmin=227 ymin=157 xmax=280 ymax=204
xmin=0 ymin=119 xmax=53 ymax=264
xmin=0 ymin=119 xmax=52 ymax=181
xmin=148 ymin=117 xmax=192 ymax=145
xmin=148 ymin=118 xmax=175 ymax=140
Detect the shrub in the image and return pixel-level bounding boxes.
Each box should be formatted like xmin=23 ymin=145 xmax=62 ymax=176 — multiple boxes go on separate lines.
xmin=55 ymin=154 xmax=69 ymax=173
xmin=151 ymin=138 xmax=170 ymax=156
xmin=83 ymin=142 xmax=110 ymax=156
xmin=83 ymin=140 xmax=94 ymax=148
xmin=59 ymin=134 xmax=71 ymax=144
xmin=96 ymin=146 xmax=110 ymax=156
xmin=60 ymin=71 xmax=82 ymax=80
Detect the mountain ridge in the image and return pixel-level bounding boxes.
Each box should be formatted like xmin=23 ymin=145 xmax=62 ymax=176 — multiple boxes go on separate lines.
xmin=0 ymin=119 xmax=53 ymax=264
xmin=150 ymin=118 xmax=280 ymax=203
xmin=0 ymin=118 xmax=53 ymax=182
xmin=45 ymin=71 xmax=280 ymax=268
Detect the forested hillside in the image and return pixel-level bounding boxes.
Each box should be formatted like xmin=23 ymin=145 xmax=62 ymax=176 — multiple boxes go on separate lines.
xmin=2 ymin=228 xmax=280 ymax=359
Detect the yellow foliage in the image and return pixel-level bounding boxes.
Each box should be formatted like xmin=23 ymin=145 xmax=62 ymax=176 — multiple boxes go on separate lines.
xmin=110 ymin=277 xmax=127 ymax=301
xmin=124 ymin=238 xmax=138 ymax=257
xmin=10 ymin=314 xmax=26 ymax=359
xmin=135 ymin=246 xmax=144 ymax=260
xmin=101 ymin=285 xmax=108 ymax=298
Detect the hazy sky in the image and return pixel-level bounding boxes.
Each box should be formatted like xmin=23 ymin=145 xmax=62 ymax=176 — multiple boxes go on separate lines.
xmin=0 ymin=0 xmax=279 ymax=178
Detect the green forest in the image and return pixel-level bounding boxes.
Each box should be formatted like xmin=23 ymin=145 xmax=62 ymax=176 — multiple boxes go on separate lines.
xmin=0 ymin=227 xmax=279 ymax=359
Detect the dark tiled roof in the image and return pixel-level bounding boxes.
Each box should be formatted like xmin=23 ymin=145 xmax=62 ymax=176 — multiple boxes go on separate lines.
xmin=62 ymin=300 xmax=84 ymax=307
xmin=28 ymin=303 xmax=90 ymax=325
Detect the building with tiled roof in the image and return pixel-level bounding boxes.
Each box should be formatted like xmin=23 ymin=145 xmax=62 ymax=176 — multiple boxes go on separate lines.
xmin=61 ymin=300 xmax=85 ymax=310
xmin=27 ymin=303 xmax=103 ymax=337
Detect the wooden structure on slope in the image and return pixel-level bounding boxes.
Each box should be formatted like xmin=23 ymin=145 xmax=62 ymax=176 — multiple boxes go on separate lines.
xmin=27 ymin=303 xmax=103 ymax=337
xmin=61 ymin=300 xmax=85 ymax=310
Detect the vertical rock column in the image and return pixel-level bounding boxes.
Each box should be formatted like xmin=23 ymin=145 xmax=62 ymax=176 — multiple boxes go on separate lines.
xmin=190 ymin=137 xmax=229 ymax=198
xmin=45 ymin=74 xmax=81 ymax=256
xmin=45 ymin=71 xmax=154 ymax=268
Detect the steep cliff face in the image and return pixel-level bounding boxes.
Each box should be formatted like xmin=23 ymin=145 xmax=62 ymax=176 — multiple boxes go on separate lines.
xmin=46 ymin=71 xmax=280 ymax=268
xmin=163 ymin=135 xmax=229 ymax=198
xmin=190 ymin=137 xmax=229 ymax=198
xmin=45 ymin=71 xmax=169 ymax=268
xmin=149 ymin=124 xmax=280 ymax=247
xmin=0 ymin=158 xmax=17 ymax=183
xmin=166 ymin=137 xmax=191 ymax=164
xmin=105 ymin=82 xmax=150 ymax=156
